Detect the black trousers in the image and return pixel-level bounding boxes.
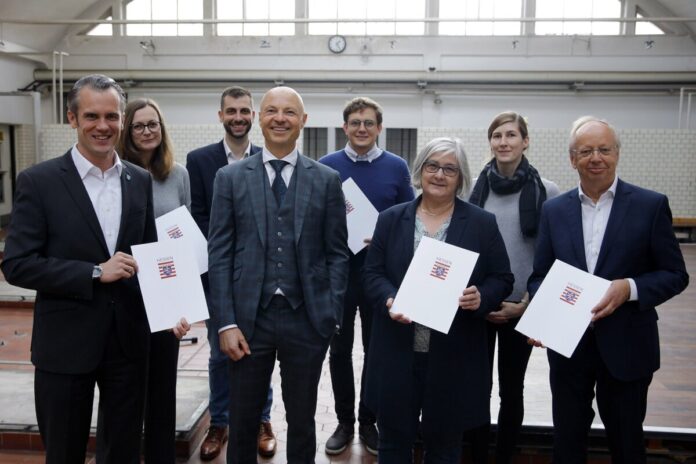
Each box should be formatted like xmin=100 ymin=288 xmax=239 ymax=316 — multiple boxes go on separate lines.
xmin=378 ymin=353 xmax=460 ymax=464
xmin=328 ymin=269 xmax=376 ymax=427
xmin=96 ymin=331 xmax=180 ymax=464
xmin=226 ymin=296 xmax=330 ymax=464
xmin=143 ymin=330 xmax=180 ymax=464
xmin=465 ymin=316 xmax=533 ymax=464
xmin=37 ymin=324 xmax=147 ymax=464
xmin=549 ymin=330 xmax=652 ymax=464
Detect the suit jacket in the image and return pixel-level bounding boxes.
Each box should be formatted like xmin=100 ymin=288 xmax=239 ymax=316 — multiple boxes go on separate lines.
xmin=186 ymin=140 xmax=262 ymax=238
xmin=362 ymin=197 xmax=513 ymax=439
xmin=207 ymin=152 xmax=350 ymax=339
xmin=528 ymin=179 xmax=689 ymax=381
xmin=1 ymin=151 xmax=157 ymax=374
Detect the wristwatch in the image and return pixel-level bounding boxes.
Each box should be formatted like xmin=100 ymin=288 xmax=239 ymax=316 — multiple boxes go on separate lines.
xmin=92 ymin=265 xmax=103 ymax=280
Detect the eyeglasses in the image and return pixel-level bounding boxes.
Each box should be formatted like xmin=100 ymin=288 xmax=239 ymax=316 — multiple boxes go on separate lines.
xmin=347 ymin=119 xmax=377 ymax=129
xmin=131 ymin=121 xmax=161 ymax=134
xmin=571 ymin=146 xmax=616 ymax=158
xmin=423 ymin=161 xmax=459 ymax=177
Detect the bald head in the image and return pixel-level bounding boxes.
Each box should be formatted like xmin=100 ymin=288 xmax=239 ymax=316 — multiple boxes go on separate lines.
xmin=259 ymin=86 xmax=308 ymax=157
xmin=260 ymin=86 xmax=305 ymax=114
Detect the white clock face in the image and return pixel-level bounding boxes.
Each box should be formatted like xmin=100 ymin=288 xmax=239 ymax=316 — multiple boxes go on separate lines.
xmin=328 ymin=35 xmax=347 ymax=54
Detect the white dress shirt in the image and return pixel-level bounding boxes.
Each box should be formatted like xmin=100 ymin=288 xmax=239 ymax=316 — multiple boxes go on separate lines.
xmin=344 ymin=143 xmax=383 ymax=163
xmin=224 ymin=139 xmax=252 ymax=164
xmin=578 ymin=176 xmax=637 ymax=300
xmin=262 ymin=147 xmax=298 ymax=187
xmin=71 ymin=145 xmax=123 ymax=257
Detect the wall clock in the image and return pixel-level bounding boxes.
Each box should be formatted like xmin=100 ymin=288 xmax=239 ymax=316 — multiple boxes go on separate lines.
xmin=328 ymin=35 xmax=347 ymax=54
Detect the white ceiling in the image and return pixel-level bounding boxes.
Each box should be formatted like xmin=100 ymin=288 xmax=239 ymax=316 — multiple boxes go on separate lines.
xmin=1 ymin=0 xmax=695 ymax=54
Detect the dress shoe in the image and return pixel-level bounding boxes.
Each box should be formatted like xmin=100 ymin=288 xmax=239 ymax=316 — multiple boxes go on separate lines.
xmin=359 ymin=423 xmax=379 ymax=456
xmin=325 ymin=423 xmax=354 ymax=455
xmin=258 ymin=421 xmax=277 ymax=457
xmin=200 ymin=424 xmax=228 ymax=461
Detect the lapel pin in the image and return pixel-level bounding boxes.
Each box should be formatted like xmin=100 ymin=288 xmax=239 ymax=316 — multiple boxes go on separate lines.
xmin=126 ymin=173 xmax=132 ymax=181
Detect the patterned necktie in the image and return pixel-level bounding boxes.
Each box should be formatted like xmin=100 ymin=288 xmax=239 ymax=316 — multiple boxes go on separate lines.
xmin=268 ymin=159 xmax=288 ymax=206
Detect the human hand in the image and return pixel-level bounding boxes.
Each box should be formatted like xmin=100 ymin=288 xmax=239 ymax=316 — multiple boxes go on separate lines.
xmin=387 ymin=297 xmax=412 ymax=324
xmin=458 ymin=286 xmax=481 ymax=311
xmin=527 ymin=337 xmax=545 ymax=348
xmin=219 ymin=327 xmax=251 ymax=361
xmin=363 ymin=237 xmax=372 ymax=246
xmin=486 ymin=301 xmax=527 ymax=324
xmin=171 ymin=317 xmax=191 ymax=340
xmin=591 ymin=279 xmax=630 ymax=322
xmin=99 ymin=252 xmax=138 ymax=283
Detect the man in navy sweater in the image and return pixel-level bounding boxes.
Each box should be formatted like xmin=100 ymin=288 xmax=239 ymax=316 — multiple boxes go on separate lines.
xmin=319 ymin=97 xmax=414 ymax=456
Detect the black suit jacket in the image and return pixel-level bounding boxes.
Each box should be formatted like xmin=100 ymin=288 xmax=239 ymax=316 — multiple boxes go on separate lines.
xmin=1 ymin=151 xmax=157 ymax=374
xmin=186 ymin=140 xmax=262 ymax=237
xmin=362 ymin=197 xmax=513 ymax=439
xmin=528 ymin=179 xmax=689 ymax=381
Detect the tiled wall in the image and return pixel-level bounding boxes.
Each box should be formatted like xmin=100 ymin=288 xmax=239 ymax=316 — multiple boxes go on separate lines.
xmin=32 ymin=124 xmax=696 ymax=217
xmin=418 ymin=128 xmax=696 ymax=218
xmin=40 ymin=125 xmax=275 ymax=167
xmin=14 ymin=126 xmax=37 ymax=174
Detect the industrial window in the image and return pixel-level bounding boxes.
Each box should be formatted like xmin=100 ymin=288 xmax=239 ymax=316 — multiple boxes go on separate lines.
xmin=217 ymin=0 xmax=295 ymax=36
xmin=303 ymin=128 xmax=328 ymax=160
xmin=535 ymin=0 xmax=620 ymax=35
xmin=439 ymin=0 xmax=522 ymax=36
xmin=335 ymin=128 xmax=348 ymax=152
xmin=635 ymin=13 xmax=665 ymax=35
xmin=386 ymin=128 xmax=417 ymax=167
xmin=126 ymin=0 xmax=203 ymax=36
xmin=308 ymin=0 xmax=425 ymax=36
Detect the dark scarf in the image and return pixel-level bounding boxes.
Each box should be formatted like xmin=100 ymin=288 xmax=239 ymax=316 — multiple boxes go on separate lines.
xmin=469 ymin=156 xmax=546 ymax=238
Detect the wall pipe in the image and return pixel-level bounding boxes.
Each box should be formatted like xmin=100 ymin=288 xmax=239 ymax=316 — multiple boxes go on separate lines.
xmin=31 ymin=69 xmax=696 ymax=85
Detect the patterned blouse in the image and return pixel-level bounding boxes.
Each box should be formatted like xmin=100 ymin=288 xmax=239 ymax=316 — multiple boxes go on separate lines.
xmin=413 ymin=213 xmax=451 ymax=353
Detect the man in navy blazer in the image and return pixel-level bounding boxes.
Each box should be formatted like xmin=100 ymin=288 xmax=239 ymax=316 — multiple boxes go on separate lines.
xmin=208 ymin=86 xmax=349 ymax=463
xmin=1 ymin=74 xmax=157 ymax=463
xmin=528 ymin=116 xmax=688 ymax=463
xmin=185 ymin=86 xmax=276 ymax=460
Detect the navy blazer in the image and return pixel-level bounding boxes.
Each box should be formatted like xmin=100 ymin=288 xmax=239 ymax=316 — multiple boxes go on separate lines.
xmin=186 ymin=140 xmax=261 ymax=237
xmin=528 ymin=179 xmax=688 ymax=381
xmin=362 ymin=197 xmax=513 ymax=440
xmin=207 ymin=152 xmax=350 ymax=339
xmin=1 ymin=151 xmax=157 ymax=374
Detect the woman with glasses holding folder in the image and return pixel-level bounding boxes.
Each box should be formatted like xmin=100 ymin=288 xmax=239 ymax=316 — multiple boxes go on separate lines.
xmin=115 ymin=98 xmax=191 ymax=463
xmin=362 ymin=136 xmax=513 ymax=462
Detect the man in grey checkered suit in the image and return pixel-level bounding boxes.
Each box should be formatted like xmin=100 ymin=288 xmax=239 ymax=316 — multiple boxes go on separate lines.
xmin=208 ymin=86 xmax=350 ymax=464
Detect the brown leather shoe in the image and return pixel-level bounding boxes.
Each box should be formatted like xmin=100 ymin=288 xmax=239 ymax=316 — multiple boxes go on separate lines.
xmin=258 ymin=421 xmax=277 ymax=457
xmin=200 ymin=425 xmax=228 ymax=461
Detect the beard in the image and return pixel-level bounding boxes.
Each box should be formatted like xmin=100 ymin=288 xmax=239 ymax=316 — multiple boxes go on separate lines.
xmin=224 ymin=120 xmax=252 ymax=139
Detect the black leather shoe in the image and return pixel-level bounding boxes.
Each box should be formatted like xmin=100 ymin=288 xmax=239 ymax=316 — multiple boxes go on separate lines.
xmin=325 ymin=423 xmax=354 ymax=455
xmin=359 ymin=423 xmax=379 ymax=456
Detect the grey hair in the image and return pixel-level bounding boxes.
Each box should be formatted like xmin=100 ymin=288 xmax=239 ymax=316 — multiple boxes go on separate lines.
xmin=411 ymin=137 xmax=471 ymax=197
xmin=67 ymin=74 xmax=126 ymax=115
xmin=568 ymin=115 xmax=621 ymax=152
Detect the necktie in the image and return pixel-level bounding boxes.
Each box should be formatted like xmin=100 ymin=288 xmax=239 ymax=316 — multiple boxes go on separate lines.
xmin=268 ymin=159 xmax=288 ymax=206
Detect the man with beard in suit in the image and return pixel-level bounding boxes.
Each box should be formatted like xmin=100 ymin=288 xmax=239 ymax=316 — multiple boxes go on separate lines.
xmin=186 ymin=86 xmax=276 ymax=460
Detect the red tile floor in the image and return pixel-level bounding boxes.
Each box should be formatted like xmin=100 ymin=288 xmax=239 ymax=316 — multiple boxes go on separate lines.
xmin=1 ymin=245 xmax=696 ymax=463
